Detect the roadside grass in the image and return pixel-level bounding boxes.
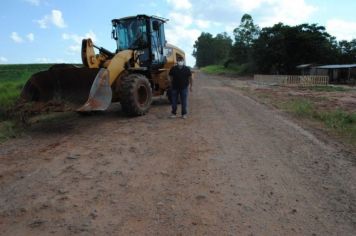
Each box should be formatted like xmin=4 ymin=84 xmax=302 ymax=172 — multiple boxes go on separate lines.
xmin=0 ymin=63 xmax=90 ymax=142
xmin=0 ymin=80 xmax=26 ymax=109
xmin=0 ymin=64 xmax=54 ymax=120
xmin=237 ymin=85 xmax=356 ymax=144
xmin=301 ymin=85 xmax=351 ymax=92
xmin=277 ymin=98 xmax=356 ymax=142
xmin=201 ymin=65 xmax=237 ymax=74
xmin=0 ymin=64 xmax=55 ymax=142
xmin=0 ymin=121 xmax=19 ymax=141
xmin=201 ymin=63 xmax=252 ymax=76
xmin=280 ymin=99 xmax=315 ymax=117
xmin=210 ymin=71 xmax=356 ymax=145
xmin=318 ymin=110 xmax=356 ymax=131
xmin=0 ymin=118 xmax=23 ymax=142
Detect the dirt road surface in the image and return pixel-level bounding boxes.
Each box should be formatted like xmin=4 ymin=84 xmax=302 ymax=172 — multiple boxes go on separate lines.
xmin=1 ymin=72 xmax=355 ymax=235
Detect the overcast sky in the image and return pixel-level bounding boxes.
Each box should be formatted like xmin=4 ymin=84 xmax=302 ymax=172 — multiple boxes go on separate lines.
xmin=1 ymin=0 xmax=356 ymax=66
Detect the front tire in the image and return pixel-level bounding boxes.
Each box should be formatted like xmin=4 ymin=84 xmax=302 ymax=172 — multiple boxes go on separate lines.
xmin=120 ymin=73 xmax=152 ymax=116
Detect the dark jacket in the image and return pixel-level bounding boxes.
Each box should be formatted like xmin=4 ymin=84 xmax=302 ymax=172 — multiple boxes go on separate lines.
xmin=169 ymin=65 xmax=192 ymax=90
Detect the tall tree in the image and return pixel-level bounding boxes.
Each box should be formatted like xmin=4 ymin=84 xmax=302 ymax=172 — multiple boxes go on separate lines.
xmin=193 ymin=32 xmax=214 ymax=67
xmin=192 ymin=14 xmax=352 ymax=73
xmin=338 ymin=39 xmax=356 ymax=63
xmin=252 ymin=23 xmax=339 ymax=74
xmin=213 ymin=32 xmax=233 ymax=64
xmin=193 ymin=32 xmax=232 ymax=67
xmin=231 ymin=14 xmax=260 ymax=64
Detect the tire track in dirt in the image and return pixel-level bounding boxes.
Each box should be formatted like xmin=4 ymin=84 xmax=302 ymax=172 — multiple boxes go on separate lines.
xmin=0 ymin=72 xmax=355 ymax=235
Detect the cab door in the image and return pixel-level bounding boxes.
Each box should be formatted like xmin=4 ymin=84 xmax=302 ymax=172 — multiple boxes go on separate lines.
xmin=150 ymin=19 xmax=166 ymax=68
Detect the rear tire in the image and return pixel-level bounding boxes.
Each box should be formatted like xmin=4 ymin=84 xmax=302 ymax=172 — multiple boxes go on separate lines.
xmin=120 ymin=73 xmax=152 ymax=116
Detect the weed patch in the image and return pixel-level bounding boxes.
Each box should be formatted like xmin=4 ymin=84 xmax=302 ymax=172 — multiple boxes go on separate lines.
xmin=302 ymin=85 xmax=351 ymax=92
xmin=318 ymin=110 xmax=356 ymax=128
xmin=280 ymin=99 xmax=315 ymax=117
xmin=244 ymin=89 xmax=356 ymax=144
xmin=0 ymin=121 xmax=21 ymax=141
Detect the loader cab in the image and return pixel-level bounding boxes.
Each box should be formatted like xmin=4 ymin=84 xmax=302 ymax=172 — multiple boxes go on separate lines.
xmin=112 ymin=15 xmax=167 ymax=69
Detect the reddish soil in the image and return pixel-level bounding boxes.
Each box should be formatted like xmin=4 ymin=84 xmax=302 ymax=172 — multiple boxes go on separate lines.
xmin=0 ymin=72 xmax=355 ymax=235
xmin=253 ymin=85 xmax=356 ymax=113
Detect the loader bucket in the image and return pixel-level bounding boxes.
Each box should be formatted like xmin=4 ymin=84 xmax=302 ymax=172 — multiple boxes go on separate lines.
xmin=20 ymin=64 xmax=101 ymax=110
xmin=77 ymin=68 xmax=112 ymax=112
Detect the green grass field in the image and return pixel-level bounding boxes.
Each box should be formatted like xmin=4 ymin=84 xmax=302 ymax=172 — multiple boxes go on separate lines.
xmin=0 ymin=64 xmax=57 ymax=141
xmin=201 ymin=64 xmax=252 ymax=76
xmin=0 ymin=64 xmax=54 ymax=116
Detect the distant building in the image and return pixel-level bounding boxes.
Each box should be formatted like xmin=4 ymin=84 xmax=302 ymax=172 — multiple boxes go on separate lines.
xmin=297 ymin=64 xmax=356 ymax=84
xmin=314 ymin=64 xmax=356 ymax=84
xmin=296 ymin=64 xmax=316 ymax=75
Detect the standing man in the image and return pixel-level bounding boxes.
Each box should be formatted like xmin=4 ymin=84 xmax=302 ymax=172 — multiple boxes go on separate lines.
xmin=169 ymin=57 xmax=193 ymax=119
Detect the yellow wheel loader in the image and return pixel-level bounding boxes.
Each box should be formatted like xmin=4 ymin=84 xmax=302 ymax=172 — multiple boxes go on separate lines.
xmin=20 ymin=15 xmax=185 ymax=116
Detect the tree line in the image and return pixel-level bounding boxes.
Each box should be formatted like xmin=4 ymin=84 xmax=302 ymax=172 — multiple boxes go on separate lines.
xmin=192 ymin=14 xmax=356 ymax=74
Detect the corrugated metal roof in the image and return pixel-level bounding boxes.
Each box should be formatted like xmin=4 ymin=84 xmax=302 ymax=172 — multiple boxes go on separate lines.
xmin=315 ymin=64 xmax=356 ymax=69
xmin=296 ymin=64 xmax=314 ymax=68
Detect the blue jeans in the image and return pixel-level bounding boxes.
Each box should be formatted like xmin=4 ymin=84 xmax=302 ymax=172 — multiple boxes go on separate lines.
xmin=171 ymin=87 xmax=188 ymax=115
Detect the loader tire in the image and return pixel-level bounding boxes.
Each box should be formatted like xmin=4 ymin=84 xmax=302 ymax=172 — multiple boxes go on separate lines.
xmin=120 ymin=73 xmax=152 ymax=116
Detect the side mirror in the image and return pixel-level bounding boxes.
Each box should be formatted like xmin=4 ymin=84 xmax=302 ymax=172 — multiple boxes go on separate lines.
xmin=152 ymin=21 xmax=160 ymax=31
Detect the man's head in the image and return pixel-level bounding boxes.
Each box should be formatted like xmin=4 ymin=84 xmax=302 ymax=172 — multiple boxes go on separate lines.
xmin=177 ymin=58 xmax=184 ymax=67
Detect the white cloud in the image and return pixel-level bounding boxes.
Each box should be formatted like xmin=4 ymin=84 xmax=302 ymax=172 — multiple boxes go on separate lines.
xmin=326 ymin=19 xmax=356 ymax=41
xmin=167 ymin=0 xmax=192 ymax=10
xmin=165 ymin=10 xmax=202 ymax=66
xmin=37 ymin=10 xmax=67 ymax=29
xmin=0 ymin=56 xmax=8 ymax=63
xmin=24 ymin=0 xmax=40 ymax=6
xmin=231 ymin=0 xmax=267 ymax=12
xmin=229 ymin=0 xmax=317 ymax=27
xmin=11 ymin=32 xmax=24 ymax=43
xmin=62 ymin=33 xmax=82 ymax=44
xmin=62 ymin=30 xmax=97 ymax=44
xmin=166 ymin=26 xmax=201 ymax=46
xmin=166 ymin=26 xmax=201 ymax=67
xmin=52 ymin=10 xmax=66 ymax=28
xmin=168 ymin=12 xmax=193 ymax=27
xmin=37 ymin=19 xmax=46 ymax=28
xmin=164 ymin=0 xmax=317 ymax=66
xmin=259 ymin=0 xmax=317 ymax=26
xmin=62 ymin=30 xmax=97 ymax=53
xmin=168 ymin=0 xmax=317 ymax=28
xmin=27 ymin=33 xmax=35 ymax=42
xmin=195 ymin=19 xmax=211 ymax=29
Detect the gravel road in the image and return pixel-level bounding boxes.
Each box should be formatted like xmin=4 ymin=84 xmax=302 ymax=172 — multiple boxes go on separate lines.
xmin=0 ymin=72 xmax=355 ymax=235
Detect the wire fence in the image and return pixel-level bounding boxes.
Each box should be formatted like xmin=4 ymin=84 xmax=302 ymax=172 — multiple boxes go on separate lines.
xmin=254 ymin=75 xmax=329 ymax=86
